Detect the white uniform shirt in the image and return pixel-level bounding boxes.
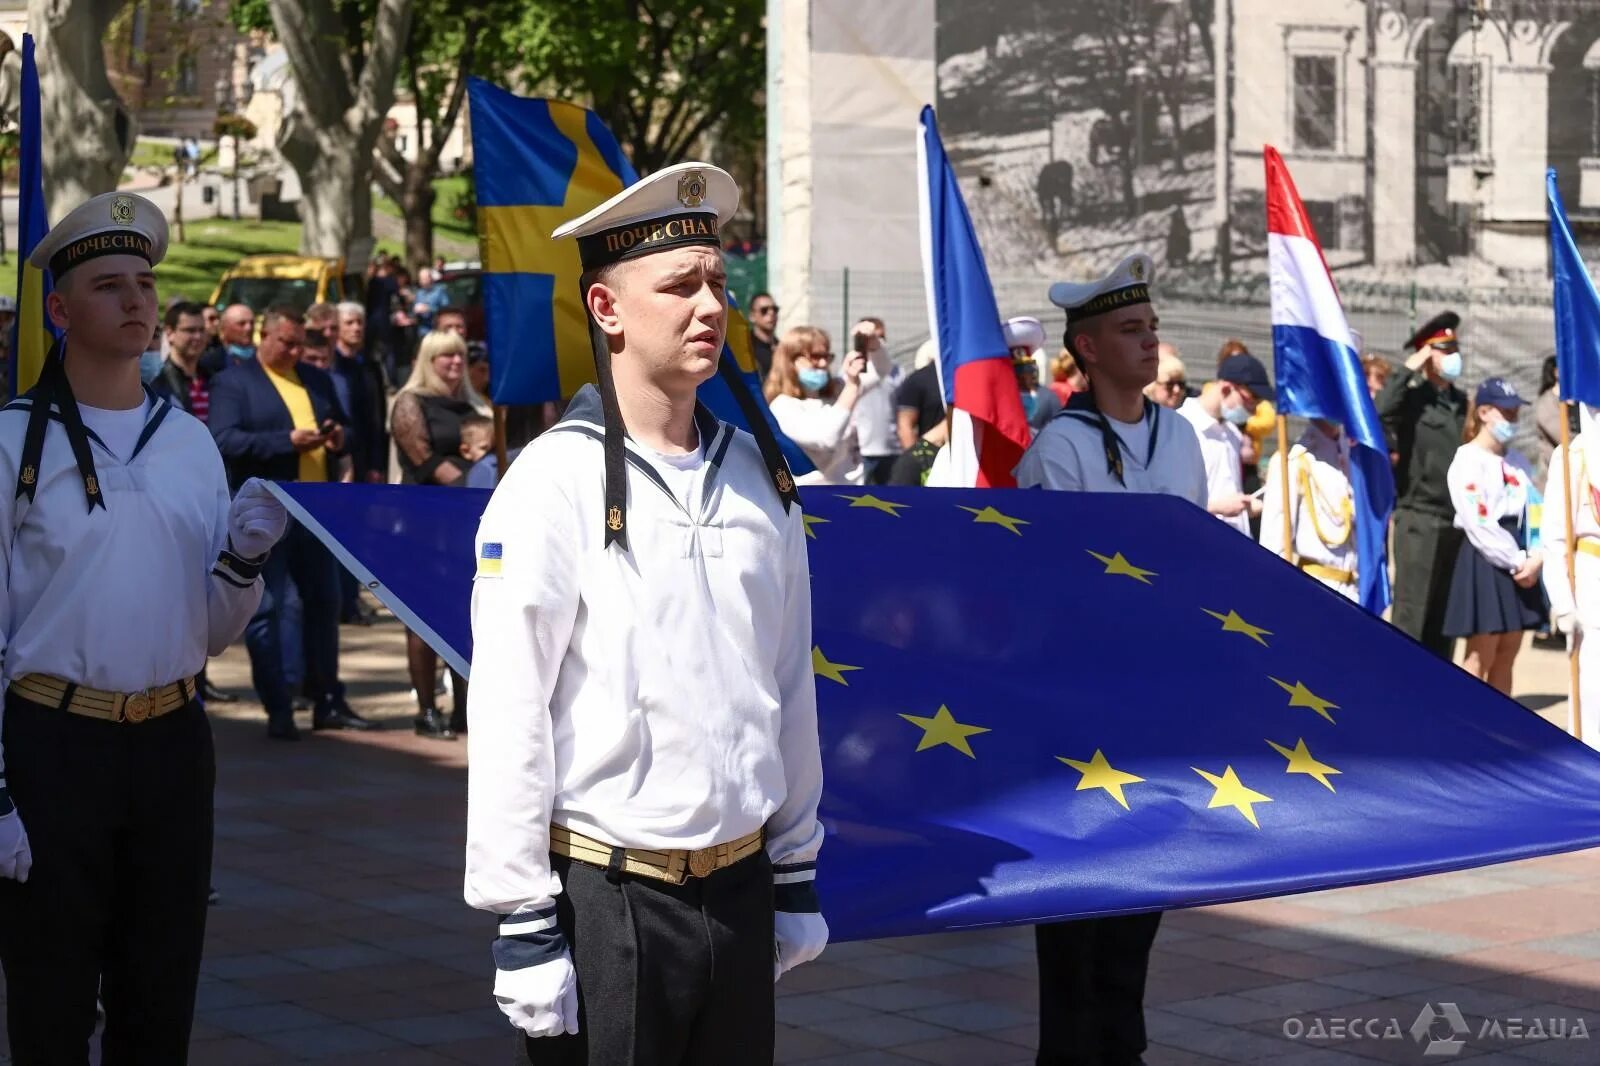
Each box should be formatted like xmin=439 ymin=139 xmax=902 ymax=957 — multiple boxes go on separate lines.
xmin=1448 ymin=443 xmax=1536 ymax=572
xmin=853 ymin=351 xmax=903 ymax=459
xmin=0 ymin=391 xmax=261 ymax=696
xmin=769 ymin=390 xmax=863 ymax=485
xmin=1014 ymin=397 xmax=1207 ymax=506
xmin=1259 ymin=429 xmax=1358 ymax=598
xmin=464 ymin=391 xmax=824 ymax=917
xmin=1542 ymin=436 xmax=1600 ymax=622
xmin=1178 ymin=396 xmax=1249 ymax=534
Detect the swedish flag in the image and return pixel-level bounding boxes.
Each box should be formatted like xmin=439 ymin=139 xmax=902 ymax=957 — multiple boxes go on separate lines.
xmin=12 ymin=33 xmax=59 ymax=397
xmin=466 ymin=79 xmax=812 ymax=474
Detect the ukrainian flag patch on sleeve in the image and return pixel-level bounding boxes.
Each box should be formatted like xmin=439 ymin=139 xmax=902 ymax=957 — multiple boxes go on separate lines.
xmin=477 ymin=541 xmax=504 ymax=577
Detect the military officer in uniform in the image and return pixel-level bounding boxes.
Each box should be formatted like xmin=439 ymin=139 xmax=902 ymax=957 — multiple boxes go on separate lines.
xmin=1015 ymin=252 xmax=1203 ymax=1066
xmin=1260 ymin=420 xmax=1360 ymax=599
xmin=1377 ymin=311 xmax=1468 ymax=657
xmin=465 ymin=163 xmax=826 ymax=1064
xmin=0 ymin=191 xmax=286 ymax=1062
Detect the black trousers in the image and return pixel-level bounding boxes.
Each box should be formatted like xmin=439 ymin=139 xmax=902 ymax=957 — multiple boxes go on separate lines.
xmin=1035 ymin=912 xmax=1162 ymax=1066
xmin=0 ymin=693 xmax=214 ymax=1066
xmin=518 ymin=850 xmax=775 ymax=1066
xmin=1390 ymin=508 xmax=1464 ymax=660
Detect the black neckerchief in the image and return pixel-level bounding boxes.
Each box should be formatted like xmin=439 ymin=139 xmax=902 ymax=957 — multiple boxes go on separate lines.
xmin=16 ymin=336 xmax=104 ymax=511
xmin=1057 ymin=390 xmax=1160 ymax=487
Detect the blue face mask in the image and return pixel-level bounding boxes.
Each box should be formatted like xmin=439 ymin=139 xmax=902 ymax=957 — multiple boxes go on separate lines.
xmin=1222 ymin=397 xmax=1252 ymax=425
xmin=1490 ymin=419 xmax=1517 ymax=445
xmin=797 ymin=367 xmax=832 ymax=393
xmin=227 ymin=343 xmax=255 ymax=362
xmin=138 ymin=348 xmax=162 ymax=384
xmin=1437 ymin=352 xmax=1463 ymax=380
xmin=1020 ymin=391 xmax=1037 ymax=418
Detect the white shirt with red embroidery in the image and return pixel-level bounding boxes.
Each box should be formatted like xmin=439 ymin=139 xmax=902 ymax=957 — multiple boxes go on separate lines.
xmin=1447 ymin=442 xmax=1536 ymax=572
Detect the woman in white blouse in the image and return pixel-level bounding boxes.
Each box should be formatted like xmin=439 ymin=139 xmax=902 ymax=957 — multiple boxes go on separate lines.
xmin=1441 ymin=378 xmax=1545 ymax=693
xmin=764 ymin=325 xmax=870 ymax=485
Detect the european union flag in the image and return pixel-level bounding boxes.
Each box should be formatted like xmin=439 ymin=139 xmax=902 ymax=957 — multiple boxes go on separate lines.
xmin=12 ymin=33 xmax=58 ymax=397
xmin=272 ymin=482 xmax=1600 ymax=941
xmin=466 ymin=79 xmax=812 ymax=474
xmin=1548 ymin=169 xmax=1600 ymax=408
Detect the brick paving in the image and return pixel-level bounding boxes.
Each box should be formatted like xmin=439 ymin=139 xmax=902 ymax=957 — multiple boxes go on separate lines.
xmin=3 ymin=614 xmax=1599 ymax=1063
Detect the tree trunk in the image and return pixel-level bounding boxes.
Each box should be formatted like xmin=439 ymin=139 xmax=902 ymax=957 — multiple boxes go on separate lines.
xmin=268 ymin=0 xmax=412 ymax=266
xmin=400 ymin=167 xmax=434 ymax=269
xmin=30 ymin=0 xmax=136 ymax=216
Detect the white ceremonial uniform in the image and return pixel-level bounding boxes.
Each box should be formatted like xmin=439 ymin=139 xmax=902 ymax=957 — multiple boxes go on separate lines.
xmin=1448 ymin=443 xmax=1537 ymax=573
xmin=0 ymin=391 xmax=262 ymax=689
xmin=1178 ymin=396 xmax=1249 ymax=534
xmin=1014 ymin=398 xmax=1207 ymax=505
xmin=1259 ymin=429 xmax=1358 ymax=600
xmin=465 ymin=388 xmax=824 ymax=919
xmin=768 ymin=389 xmax=864 ymax=485
xmin=1542 ymin=433 xmax=1600 ymax=748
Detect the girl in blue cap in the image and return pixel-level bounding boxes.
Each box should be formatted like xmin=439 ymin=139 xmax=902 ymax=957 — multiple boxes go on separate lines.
xmin=1442 ymin=377 xmax=1546 ymax=692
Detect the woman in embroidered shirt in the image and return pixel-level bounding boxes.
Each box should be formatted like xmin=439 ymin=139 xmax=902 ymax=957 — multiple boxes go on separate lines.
xmin=764 ymin=325 xmax=870 ymax=485
xmin=1442 ymin=378 xmax=1545 ymax=693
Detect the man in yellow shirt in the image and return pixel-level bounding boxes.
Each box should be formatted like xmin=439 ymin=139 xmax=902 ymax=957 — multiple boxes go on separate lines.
xmin=209 ymin=306 xmax=372 ymax=738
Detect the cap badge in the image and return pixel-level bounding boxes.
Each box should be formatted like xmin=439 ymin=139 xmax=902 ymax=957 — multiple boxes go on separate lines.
xmin=677 ymin=170 xmax=707 ymax=209
xmin=110 ymin=195 xmax=135 ymax=225
xmin=1130 ymin=258 xmax=1146 ymax=281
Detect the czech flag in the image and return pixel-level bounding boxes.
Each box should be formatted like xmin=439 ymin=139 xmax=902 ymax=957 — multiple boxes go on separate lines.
xmin=916 ymin=105 xmax=1030 ymax=487
xmin=1265 ymin=146 xmax=1395 ymax=615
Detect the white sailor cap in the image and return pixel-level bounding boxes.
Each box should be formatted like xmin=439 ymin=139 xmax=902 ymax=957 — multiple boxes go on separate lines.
xmin=29 ymin=191 xmax=168 ymax=278
xmin=1002 ymin=316 xmax=1045 ymax=355
xmin=552 ymin=161 xmax=739 ymax=272
xmin=1047 ymin=253 xmax=1155 ymax=325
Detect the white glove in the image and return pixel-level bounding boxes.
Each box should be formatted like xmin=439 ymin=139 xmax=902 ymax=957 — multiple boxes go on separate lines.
xmin=0 ymin=809 xmax=32 ymax=883
xmin=494 ymin=954 xmax=579 ymax=1038
xmin=774 ymin=910 xmax=829 ymax=982
xmin=1555 ymin=610 xmax=1578 ymax=636
xmin=228 ymin=478 xmax=289 ymax=560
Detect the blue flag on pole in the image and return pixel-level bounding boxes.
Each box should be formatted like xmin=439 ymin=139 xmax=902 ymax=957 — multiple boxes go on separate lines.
xmin=1264 ymin=147 xmax=1394 ymax=615
xmin=1548 ymin=169 xmax=1600 ymax=408
xmin=12 ymin=33 xmax=58 ymax=397
xmin=273 ymin=481 xmax=1600 ymax=941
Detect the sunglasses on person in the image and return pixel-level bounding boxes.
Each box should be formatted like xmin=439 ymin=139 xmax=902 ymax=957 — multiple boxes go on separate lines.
xmin=1160 ymin=377 xmax=1187 ymax=391
xmin=752 ymin=304 xmax=779 ymax=316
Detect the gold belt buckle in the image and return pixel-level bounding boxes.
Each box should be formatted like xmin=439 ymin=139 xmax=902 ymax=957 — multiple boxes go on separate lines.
xmin=122 ymin=690 xmax=152 ymax=723
xmin=687 ymin=846 xmax=718 ymax=879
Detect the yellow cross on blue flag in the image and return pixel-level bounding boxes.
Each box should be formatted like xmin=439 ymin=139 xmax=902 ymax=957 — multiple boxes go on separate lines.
xmin=272 ymin=481 xmax=1600 ymax=941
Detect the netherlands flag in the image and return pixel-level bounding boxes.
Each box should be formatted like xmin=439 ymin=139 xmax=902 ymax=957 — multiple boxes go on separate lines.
xmin=917 ymin=105 xmax=1031 ymax=488
xmin=1265 ymin=145 xmax=1395 ymax=615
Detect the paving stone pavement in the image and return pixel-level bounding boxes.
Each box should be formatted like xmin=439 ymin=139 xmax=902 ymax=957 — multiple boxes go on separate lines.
xmin=2 ymin=617 xmax=1598 ymax=1064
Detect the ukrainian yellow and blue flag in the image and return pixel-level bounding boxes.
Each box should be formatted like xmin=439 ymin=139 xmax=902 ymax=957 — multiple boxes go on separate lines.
xmin=12 ymin=33 xmax=59 ymax=397
xmin=466 ymin=79 xmax=811 ymax=474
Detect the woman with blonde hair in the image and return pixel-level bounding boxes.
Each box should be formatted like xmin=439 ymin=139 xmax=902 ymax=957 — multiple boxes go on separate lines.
xmin=391 ymin=329 xmax=491 ymax=738
xmin=764 ymin=324 xmax=870 ymax=485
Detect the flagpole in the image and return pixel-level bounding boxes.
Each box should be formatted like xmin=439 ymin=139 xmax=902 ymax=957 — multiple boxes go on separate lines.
xmin=1275 ymin=414 xmax=1293 ymax=562
xmin=1561 ymin=402 xmax=1583 ymax=740
xmin=493 ymin=405 xmax=509 ymax=485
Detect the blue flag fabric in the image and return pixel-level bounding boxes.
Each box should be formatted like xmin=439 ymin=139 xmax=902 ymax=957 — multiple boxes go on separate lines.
xmin=1548 ymin=170 xmax=1600 ymax=408
xmin=274 ymin=482 xmax=1600 ymax=941
xmin=467 ymin=79 xmax=812 ymax=475
xmin=12 ymin=33 xmax=58 ymax=397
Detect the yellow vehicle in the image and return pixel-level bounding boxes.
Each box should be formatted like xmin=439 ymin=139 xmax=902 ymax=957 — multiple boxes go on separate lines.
xmin=208 ymin=255 xmax=357 ymax=316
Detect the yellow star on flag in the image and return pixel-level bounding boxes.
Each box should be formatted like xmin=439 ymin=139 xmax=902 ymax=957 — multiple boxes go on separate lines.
xmin=812 ymin=646 xmax=861 ymax=686
xmin=1193 ymin=765 xmax=1273 ymax=828
xmin=1086 ymin=550 xmax=1157 ymax=584
xmin=957 ymin=505 xmax=1030 ymax=535
xmin=838 ymin=493 xmax=908 ymax=516
xmin=1267 ymin=738 xmax=1342 ymax=792
xmin=1268 ymin=677 xmax=1339 ymax=723
xmin=899 ymin=705 xmax=990 ymax=758
xmin=1201 ymin=608 xmax=1272 ymax=647
xmin=802 ymin=514 xmax=829 ymax=540
xmin=1057 ymin=749 xmax=1146 ymax=811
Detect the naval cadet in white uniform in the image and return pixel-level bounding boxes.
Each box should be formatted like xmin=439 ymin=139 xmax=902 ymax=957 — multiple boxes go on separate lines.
xmin=1260 ymin=420 xmax=1360 ymax=599
xmin=1015 ymin=252 xmax=1203 ymax=1066
xmin=465 ymin=163 xmax=826 ymax=1064
xmin=0 ymin=191 xmax=286 ymax=1062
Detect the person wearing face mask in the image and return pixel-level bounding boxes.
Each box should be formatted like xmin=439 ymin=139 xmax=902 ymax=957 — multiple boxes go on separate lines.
xmin=1378 ymin=311 xmax=1469 ymax=658
xmin=1259 ymin=419 xmax=1359 ymax=599
xmin=763 ymin=324 xmax=869 ymax=484
xmin=1007 ymin=315 xmax=1060 ymax=433
xmin=1177 ymin=352 xmax=1273 ymax=535
xmin=1440 ymin=379 xmax=1543 ymax=693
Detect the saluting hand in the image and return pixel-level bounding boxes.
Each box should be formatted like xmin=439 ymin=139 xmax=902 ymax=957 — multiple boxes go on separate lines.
xmin=229 ymin=478 xmax=289 ymax=560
